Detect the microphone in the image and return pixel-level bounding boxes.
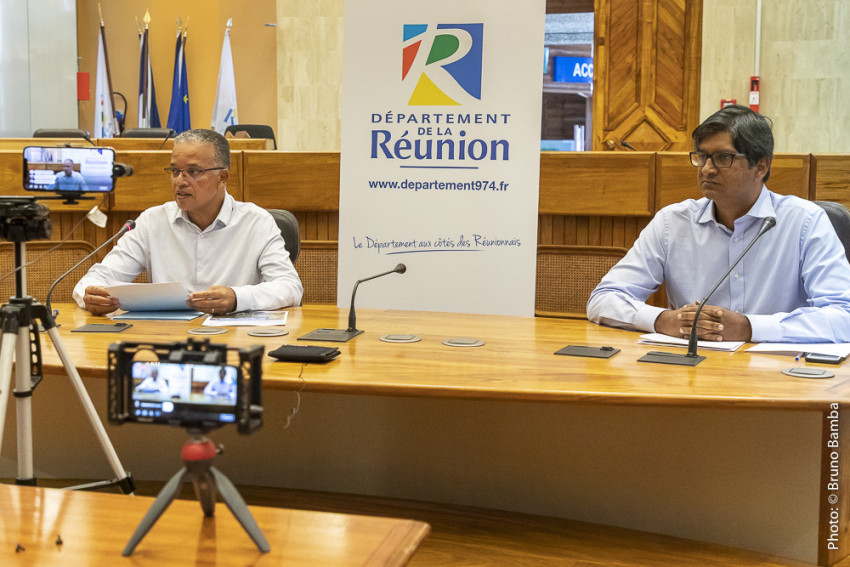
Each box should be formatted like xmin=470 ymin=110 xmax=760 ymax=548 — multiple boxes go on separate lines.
xmin=157 ymin=129 xmax=175 ymax=150
xmin=347 ymin=263 xmax=406 ymax=333
xmin=45 ymin=219 xmax=136 ymax=317
xmin=640 ymin=216 xmax=776 ymax=366
xmin=112 ymin=163 xmax=134 ymax=178
xmin=621 ymin=140 xmax=637 ymax=151
xmin=298 ymin=263 xmax=407 ymax=343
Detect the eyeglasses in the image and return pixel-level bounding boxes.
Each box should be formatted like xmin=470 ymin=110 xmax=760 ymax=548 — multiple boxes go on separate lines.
xmin=163 ymin=166 xmax=225 ymax=180
xmin=689 ymin=151 xmax=747 ymax=168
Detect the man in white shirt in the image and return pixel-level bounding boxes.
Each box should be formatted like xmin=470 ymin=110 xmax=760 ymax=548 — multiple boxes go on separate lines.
xmin=73 ymin=129 xmax=303 ymax=315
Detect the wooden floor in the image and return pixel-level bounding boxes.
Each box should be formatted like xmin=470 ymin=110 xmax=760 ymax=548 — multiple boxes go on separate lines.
xmin=9 ymin=479 xmax=815 ymax=567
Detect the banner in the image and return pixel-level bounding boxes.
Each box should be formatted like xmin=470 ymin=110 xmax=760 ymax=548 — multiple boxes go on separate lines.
xmin=93 ymin=25 xmax=117 ymax=138
xmin=211 ymin=19 xmax=238 ymax=134
xmin=338 ymin=1 xmax=545 ymax=316
xmin=167 ymin=29 xmax=191 ymax=133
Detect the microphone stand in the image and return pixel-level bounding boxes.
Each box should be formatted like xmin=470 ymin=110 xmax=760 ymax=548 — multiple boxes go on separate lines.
xmin=44 ymin=219 xmax=135 ymax=317
xmin=299 ymin=263 xmax=406 ymax=342
xmin=639 ymin=217 xmax=776 ymax=366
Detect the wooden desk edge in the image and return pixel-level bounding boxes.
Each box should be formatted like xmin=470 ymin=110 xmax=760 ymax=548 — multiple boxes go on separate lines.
xmin=365 ymin=520 xmax=432 ymax=567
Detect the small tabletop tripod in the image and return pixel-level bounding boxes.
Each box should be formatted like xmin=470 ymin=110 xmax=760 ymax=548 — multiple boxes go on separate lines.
xmin=0 ymin=238 xmax=133 ymax=492
xmin=123 ymin=435 xmax=270 ymax=556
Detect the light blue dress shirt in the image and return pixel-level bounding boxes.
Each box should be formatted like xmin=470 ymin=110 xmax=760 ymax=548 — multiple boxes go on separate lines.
xmin=587 ymin=187 xmax=850 ymax=343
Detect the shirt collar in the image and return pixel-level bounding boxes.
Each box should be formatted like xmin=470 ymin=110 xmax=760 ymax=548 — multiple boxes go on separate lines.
xmin=696 ymin=185 xmax=773 ymax=226
xmin=172 ymin=191 xmax=235 ymax=231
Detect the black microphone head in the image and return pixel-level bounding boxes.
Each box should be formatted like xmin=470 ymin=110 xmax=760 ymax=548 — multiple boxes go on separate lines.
xmin=395 ymin=263 xmax=407 ymax=274
xmin=763 ymin=216 xmax=776 ymax=230
xmin=113 ymin=163 xmax=134 ymax=177
xmin=124 ymin=219 xmax=136 ymax=230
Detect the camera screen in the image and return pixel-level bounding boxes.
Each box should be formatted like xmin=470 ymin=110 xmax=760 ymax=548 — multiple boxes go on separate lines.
xmin=129 ymin=361 xmax=239 ymax=426
xmin=23 ymin=146 xmax=115 ymax=192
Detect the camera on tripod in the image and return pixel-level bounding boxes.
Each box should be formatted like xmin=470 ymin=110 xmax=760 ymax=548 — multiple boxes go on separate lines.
xmin=0 ymin=197 xmax=52 ymax=243
xmin=2 ymin=145 xmax=126 ymax=244
xmin=107 ymin=338 xmax=264 ymax=434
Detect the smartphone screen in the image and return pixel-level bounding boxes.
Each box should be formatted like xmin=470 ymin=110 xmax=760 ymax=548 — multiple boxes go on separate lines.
xmin=23 ymin=146 xmax=115 ymax=192
xmin=129 ymin=361 xmax=239 ymax=426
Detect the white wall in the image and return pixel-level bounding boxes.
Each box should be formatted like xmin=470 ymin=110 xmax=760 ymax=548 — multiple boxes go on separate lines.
xmin=701 ymin=0 xmax=850 ymax=153
xmin=0 ymin=0 xmax=78 ymax=137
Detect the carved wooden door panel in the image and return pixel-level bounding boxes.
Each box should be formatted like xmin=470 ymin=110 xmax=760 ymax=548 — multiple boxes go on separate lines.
xmin=593 ymin=0 xmax=702 ymax=151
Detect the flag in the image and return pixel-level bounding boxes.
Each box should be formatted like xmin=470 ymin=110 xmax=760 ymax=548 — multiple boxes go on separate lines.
xmin=166 ymin=29 xmax=191 ymax=133
xmin=211 ymin=19 xmax=237 ymax=134
xmin=94 ymin=24 xmax=118 ymax=138
xmin=138 ymin=20 xmax=161 ymax=128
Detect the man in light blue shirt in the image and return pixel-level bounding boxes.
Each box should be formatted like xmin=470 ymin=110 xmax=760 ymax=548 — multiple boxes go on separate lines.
xmin=51 ymin=159 xmax=88 ymax=190
xmin=587 ymin=105 xmax=850 ymax=343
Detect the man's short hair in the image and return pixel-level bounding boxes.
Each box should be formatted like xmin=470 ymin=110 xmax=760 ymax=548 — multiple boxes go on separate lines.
xmin=692 ymin=104 xmax=774 ymax=182
xmin=173 ymin=129 xmax=231 ymax=170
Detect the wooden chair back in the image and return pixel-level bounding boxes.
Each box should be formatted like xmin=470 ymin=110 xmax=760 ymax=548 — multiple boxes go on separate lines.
xmin=536 ymin=245 xmax=627 ymax=318
xmin=295 ymin=241 xmax=338 ymax=304
xmin=0 ymin=240 xmax=96 ymax=304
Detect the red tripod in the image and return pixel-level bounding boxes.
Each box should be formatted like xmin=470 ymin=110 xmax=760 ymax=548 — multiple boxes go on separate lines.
xmin=122 ymin=435 xmax=269 ymax=556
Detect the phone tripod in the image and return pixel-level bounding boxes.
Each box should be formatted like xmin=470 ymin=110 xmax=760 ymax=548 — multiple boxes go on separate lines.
xmin=123 ymin=434 xmax=269 ymax=556
xmin=0 ymin=239 xmax=133 ymax=493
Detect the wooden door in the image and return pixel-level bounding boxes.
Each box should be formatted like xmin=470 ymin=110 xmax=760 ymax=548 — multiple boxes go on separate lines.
xmin=593 ymin=0 xmax=702 ymax=151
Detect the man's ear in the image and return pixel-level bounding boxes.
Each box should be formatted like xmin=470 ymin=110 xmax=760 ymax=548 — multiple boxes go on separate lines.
xmin=755 ymin=157 xmax=770 ymax=181
xmin=218 ymin=169 xmax=229 ymax=185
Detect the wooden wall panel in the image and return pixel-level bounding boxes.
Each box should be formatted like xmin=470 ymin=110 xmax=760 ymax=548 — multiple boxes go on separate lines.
xmin=540 ymin=152 xmax=654 ymax=216
xmin=593 ymin=0 xmax=702 ymax=151
xmin=813 ymin=155 xmax=850 ymax=209
xmin=656 ymin=152 xmax=812 ymax=210
xmin=5 ymin=150 xmax=845 ymax=294
xmin=242 ymin=152 xmax=340 ymax=211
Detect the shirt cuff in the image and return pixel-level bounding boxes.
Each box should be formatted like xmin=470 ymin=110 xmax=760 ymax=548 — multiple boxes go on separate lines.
xmin=747 ymin=314 xmax=783 ymax=342
xmin=635 ymin=304 xmax=666 ymax=333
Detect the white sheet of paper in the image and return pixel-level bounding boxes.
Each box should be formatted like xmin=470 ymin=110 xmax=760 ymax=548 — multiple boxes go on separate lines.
xmin=104 ymin=282 xmax=189 ymax=311
xmin=638 ymin=333 xmax=745 ymax=352
xmin=202 ymin=311 xmax=289 ymax=327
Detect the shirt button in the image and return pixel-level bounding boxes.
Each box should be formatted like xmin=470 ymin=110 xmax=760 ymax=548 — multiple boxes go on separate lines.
xmin=734 ymin=237 xmax=740 ymax=242
xmin=734 ymin=273 xmax=740 ymax=279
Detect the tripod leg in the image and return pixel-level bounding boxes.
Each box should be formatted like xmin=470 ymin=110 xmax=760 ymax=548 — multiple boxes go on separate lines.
xmin=123 ymin=467 xmax=188 ymax=556
xmin=15 ymin=324 xmax=35 ymax=484
xmin=210 ymin=466 xmax=270 ymax=553
xmin=45 ymin=326 xmax=131 ymax=491
xmin=0 ymin=332 xmax=17 ymax=460
xmin=188 ymin=465 xmax=218 ymax=517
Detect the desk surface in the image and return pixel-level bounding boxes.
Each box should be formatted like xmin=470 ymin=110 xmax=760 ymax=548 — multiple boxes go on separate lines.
xmin=0 ymin=484 xmax=428 ymax=565
xmin=42 ymin=304 xmax=848 ymax=410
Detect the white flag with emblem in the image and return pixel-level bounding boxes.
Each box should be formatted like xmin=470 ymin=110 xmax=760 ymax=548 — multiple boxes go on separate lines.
xmin=211 ymin=19 xmax=238 ymax=134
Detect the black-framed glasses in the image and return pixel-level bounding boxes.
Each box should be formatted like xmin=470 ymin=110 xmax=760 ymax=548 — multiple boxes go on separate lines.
xmin=689 ymin=151 xmax=747 ymax=168
xmin=163 ymin=166 xmax=225 ymax=180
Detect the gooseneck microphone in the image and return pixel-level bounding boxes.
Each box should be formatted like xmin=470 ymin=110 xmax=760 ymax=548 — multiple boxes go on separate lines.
xmin=684 ymin=216 xmax=776 ymax=357
xmin=45 ymin=219 xmax=136 ymax=317
xmin=347 ymin=263 xmax=407 ymax=333
xmin=298 ymin=263 xmax=407 ymax=342
xmin=640 ymin=216 xmax=776 ymax=366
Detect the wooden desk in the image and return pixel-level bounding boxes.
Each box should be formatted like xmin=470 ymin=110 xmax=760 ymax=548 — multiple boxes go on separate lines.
xmin=0 ymin=484 xmax=428 ymax=565
xmin=10 ymin=305 xmax=850 ymax=565
xmin=46 ymin=304 xmax=848 ymax=409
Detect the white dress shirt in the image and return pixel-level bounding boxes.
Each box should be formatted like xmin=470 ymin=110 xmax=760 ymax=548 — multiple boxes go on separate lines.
xmin=73 ymin=193 xmax=303 ymax=311
xmin=587 ymin=187 xmax=850 ymax=343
